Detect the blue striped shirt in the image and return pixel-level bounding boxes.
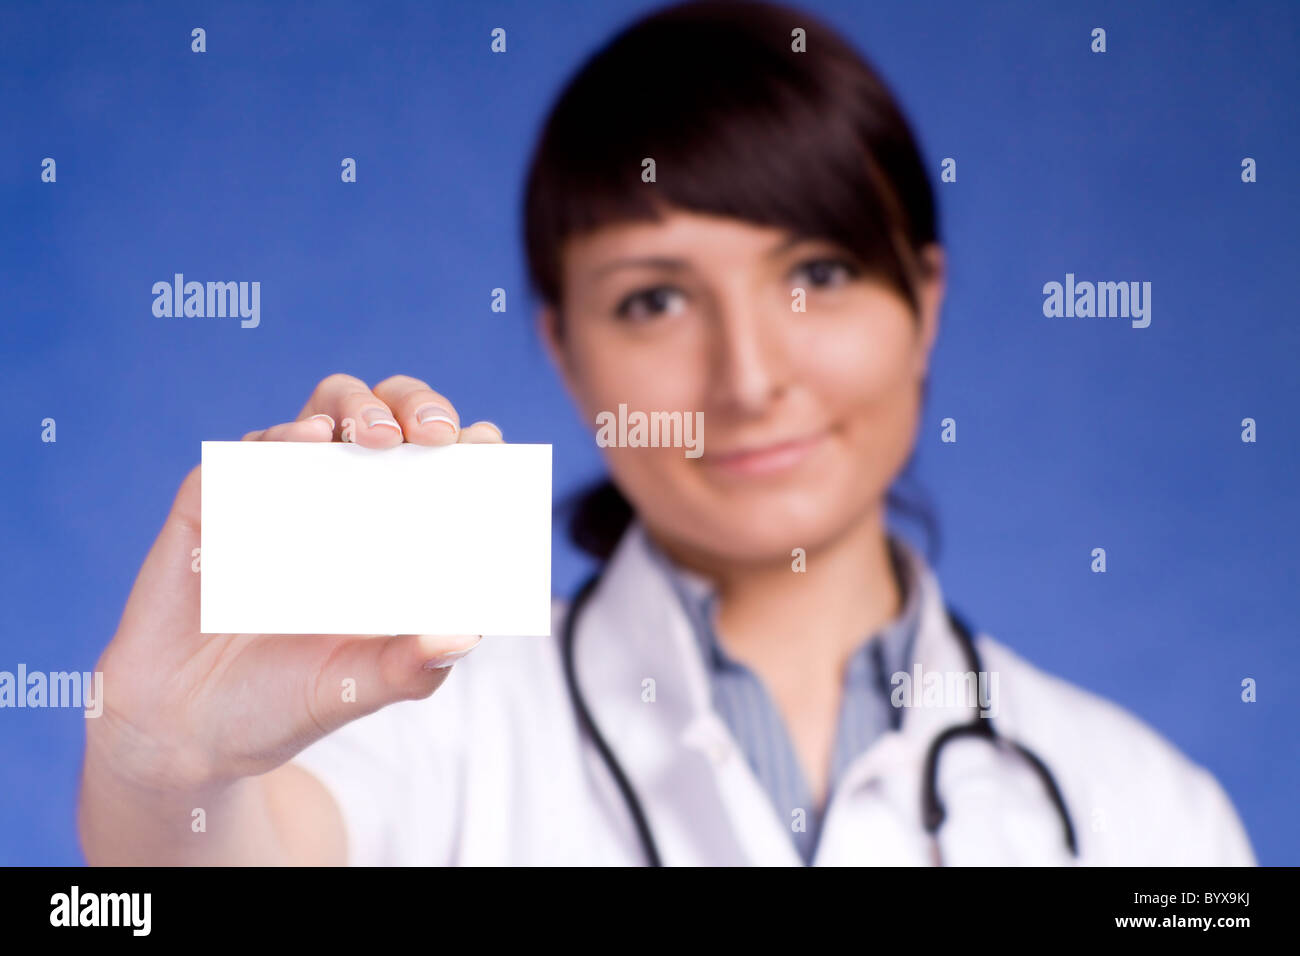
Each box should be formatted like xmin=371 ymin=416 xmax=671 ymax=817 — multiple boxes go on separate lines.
xmin=645 ymin=536 xmax=922 ymax=864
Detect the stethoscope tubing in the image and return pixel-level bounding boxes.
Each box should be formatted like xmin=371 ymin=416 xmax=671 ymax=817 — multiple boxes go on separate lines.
xmin=561 ymin=571 xmax=1078 ymax=865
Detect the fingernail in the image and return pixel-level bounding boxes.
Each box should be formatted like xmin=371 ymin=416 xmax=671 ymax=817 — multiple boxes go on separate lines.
xmin=416 ymin=404 xmax=458 ymax=433
xmin=309 ymin=413 xmax=335 ymax=432
xmin=422 ymin=636 xmax=482 ymax=670
xmin=362 ymin=407 xmax=402 ymax=434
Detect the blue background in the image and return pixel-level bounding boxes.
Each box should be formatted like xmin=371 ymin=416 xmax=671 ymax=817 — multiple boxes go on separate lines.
xmin=1 ymin=0 xmax=1296 ymax=865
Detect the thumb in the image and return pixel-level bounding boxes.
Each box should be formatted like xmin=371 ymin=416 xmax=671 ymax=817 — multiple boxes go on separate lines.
xmin=304 ymin=632 xmax=483 ymax=732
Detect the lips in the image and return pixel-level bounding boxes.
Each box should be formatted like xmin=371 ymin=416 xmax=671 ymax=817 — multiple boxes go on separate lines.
xmin=705 ymin=431 xmax=827 ymax=477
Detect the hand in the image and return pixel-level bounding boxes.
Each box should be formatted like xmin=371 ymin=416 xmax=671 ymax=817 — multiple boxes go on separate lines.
xmin=86 ymin=373 xmax=504 ymax=793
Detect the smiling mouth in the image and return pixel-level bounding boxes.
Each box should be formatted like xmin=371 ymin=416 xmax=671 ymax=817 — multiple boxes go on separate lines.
xmin=704 ymin=431 xmax=828 ymax=477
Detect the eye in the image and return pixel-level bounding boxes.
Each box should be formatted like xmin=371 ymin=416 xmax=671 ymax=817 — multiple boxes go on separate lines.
xmin=792 ymin=256 xmax=860 ymax=289
xmin=614 ymin=285 xmax=687 ymax=321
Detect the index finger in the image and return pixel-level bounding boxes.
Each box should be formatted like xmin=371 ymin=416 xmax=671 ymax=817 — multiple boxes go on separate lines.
xmin=296 ymin=373 xmax=403 ymax=448
xmin=372 ymin=374 xmax=461 ymax=446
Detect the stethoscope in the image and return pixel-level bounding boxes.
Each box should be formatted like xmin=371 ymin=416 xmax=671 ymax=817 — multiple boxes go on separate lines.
xmin=560 ymin=570 xmax=1079 ymax=866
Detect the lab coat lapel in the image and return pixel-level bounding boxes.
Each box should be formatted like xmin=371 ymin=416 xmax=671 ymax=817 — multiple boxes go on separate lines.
xmin=572 ymin=524 xmax=1072 ymax=866
xmin=572 ymin=521 xmax=802 ymax=866
xmin=814 ymin=540 xmax=975 ymax=864
xmin=823 ymin=539 xmax=1075 ymax=865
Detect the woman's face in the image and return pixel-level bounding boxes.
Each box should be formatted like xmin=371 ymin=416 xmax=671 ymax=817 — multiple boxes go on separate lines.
xmin=542 ymin=206 xmax=945 ymax=566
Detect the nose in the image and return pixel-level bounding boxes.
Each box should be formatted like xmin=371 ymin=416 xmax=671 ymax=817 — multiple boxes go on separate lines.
xmin=705 ymin=288 xmax=791 ymax=415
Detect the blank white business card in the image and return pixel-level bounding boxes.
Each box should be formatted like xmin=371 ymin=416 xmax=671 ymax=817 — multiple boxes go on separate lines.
xmin=200 ymin=441 xmax=552 ymax=635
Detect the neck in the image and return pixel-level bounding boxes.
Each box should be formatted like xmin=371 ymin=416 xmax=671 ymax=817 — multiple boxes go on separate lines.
xmin=652 ymin=508 xmax=901 ymax=675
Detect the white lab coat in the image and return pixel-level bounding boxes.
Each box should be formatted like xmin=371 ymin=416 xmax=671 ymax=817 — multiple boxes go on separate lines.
xmin=291 ymin=520 xmax=1256 ymax=866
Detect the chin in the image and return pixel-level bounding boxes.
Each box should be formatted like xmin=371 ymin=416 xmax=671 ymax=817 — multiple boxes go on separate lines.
xmin=670 ymin=489 xmax=860 ymax=563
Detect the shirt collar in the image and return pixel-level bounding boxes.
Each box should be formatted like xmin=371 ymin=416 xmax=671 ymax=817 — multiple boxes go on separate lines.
xmin=641 ymin=530 xmax=924 ymax=684
xmin=567 ymin=516 xmax=984 ymax=864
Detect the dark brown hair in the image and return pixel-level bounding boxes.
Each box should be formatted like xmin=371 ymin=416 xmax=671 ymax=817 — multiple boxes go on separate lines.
xmin=522 ymin=0 xmax=942 ymax=562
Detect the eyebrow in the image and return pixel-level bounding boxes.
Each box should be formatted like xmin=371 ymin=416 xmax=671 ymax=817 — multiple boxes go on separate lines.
xmin=589 ymin=255 xmax=688 ymax=279
xmin=586 ymin=233 xmax=816 ymax=280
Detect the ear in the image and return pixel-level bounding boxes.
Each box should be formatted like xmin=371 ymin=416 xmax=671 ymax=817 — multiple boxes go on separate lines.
xmin=914 ymin=244 xmax=946 ymax=375
xmin=537 ymin=303 xmax=574 ymax=386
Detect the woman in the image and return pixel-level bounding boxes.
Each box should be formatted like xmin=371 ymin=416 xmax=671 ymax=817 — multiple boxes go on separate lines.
xmin=78 ymin=0 xmax=1254 ymax=865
